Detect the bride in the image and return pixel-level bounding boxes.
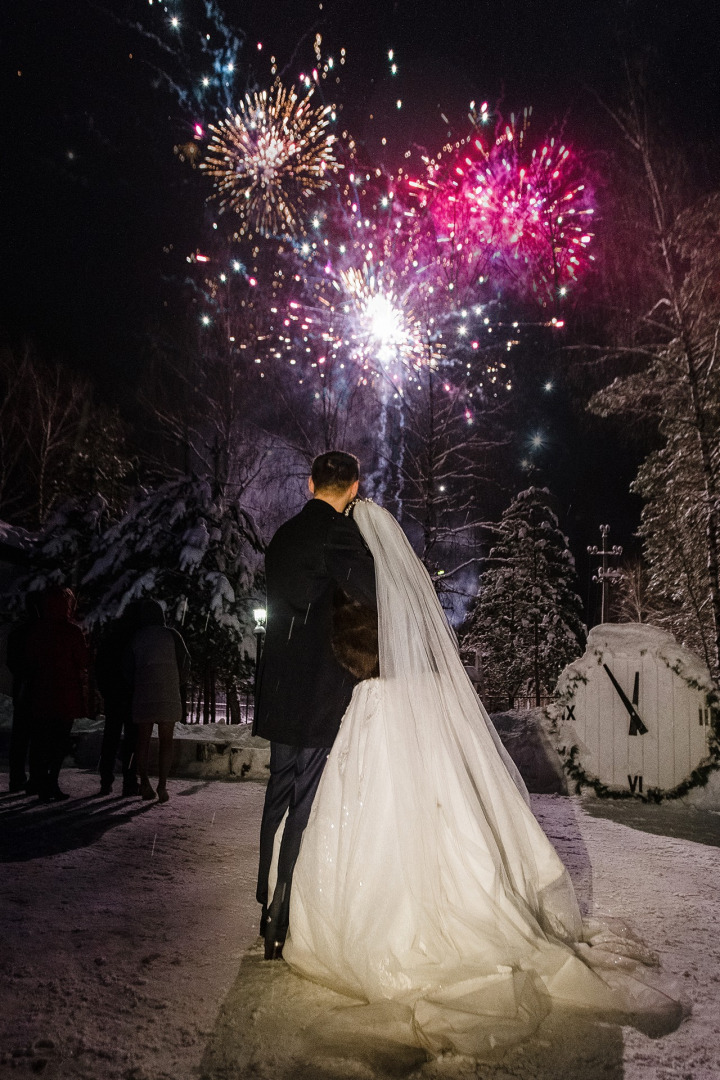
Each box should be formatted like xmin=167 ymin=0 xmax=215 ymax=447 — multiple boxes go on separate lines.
xmin=279 ymin=499 xmax=684 ymax=1056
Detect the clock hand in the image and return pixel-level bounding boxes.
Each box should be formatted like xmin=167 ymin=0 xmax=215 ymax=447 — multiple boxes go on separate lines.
xmin=602 ymin=663 xmax=649 ymax=735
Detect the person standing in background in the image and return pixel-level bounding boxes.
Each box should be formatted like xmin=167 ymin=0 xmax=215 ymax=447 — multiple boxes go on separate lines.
xmin=25 ymin=586 xmax=89 ymax=802
xmin=6 ymin=597 xmax=39 ymax=793
xmin=126 ymin=598 xmax=189 ymax=804
xmin=96 ymin=603 xmax=141 ymax=797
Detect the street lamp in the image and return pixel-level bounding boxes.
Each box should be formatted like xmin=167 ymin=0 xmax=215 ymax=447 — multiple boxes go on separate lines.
xmin=253 ymin=607 xmax=267 ymax=700
xmin=587 ymin=525 xmax=623 ymax=624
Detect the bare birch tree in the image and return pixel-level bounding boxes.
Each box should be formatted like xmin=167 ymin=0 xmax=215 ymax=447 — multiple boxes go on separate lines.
xmin=0 ymin=343 xmax=132 ymax=527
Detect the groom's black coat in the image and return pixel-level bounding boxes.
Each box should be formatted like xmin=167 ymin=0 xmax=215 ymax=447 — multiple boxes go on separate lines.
xmin=253 ymin=498 xmax=377 ymax=748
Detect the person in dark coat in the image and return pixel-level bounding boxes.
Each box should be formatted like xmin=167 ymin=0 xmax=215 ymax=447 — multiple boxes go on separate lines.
xmin=6 ymin=598 xmax=39 ymax=793
xmin=25 ymin=585 xmax=89 ymax=802
xmin=125 ymin=598 xmax=189 ymax=804
xmin=254 ymin=450 xmax=377 ymax=959
xmin=96 ymin=604 xmax=141 ymax=796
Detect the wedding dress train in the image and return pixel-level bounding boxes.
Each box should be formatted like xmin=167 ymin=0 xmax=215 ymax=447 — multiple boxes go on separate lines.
xmin=282 ymin=500 xmax=684 ymax=1056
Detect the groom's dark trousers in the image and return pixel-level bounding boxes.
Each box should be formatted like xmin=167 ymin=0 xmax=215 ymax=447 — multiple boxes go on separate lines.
xmin=256 ymin=743 xmax=330 ymax=943
xmin=254 ymin=497 xmax=376 ymax=951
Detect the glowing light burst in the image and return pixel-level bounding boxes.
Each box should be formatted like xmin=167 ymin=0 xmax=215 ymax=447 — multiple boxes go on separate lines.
xmin=339 ymin=268 xmax=428 ymax=378
xmin=201 ymin=80 xmax=341 ymax=238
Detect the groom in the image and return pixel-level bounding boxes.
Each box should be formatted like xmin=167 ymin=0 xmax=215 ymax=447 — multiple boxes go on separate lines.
xmin=253 ymin=451 xmax=377 ymax=959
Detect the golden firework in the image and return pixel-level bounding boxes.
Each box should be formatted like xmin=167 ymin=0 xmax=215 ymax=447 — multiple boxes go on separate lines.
xmin=201 ymin=80 xmax=340 ymax=238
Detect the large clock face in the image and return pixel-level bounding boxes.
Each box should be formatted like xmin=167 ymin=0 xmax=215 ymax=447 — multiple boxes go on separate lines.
xmin=558 ymin=627 xmax=716 ymax=794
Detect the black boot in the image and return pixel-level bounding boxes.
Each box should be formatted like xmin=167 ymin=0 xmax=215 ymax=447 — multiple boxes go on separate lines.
xmin=263 ymin=906 xmax=287 ymax=961
xmin=264 ymin=938 xmax=284 ymax=960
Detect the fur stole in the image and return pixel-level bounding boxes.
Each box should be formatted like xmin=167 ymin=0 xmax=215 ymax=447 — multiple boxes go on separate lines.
xmin=332 ymin=591 xmax=379 ymax=681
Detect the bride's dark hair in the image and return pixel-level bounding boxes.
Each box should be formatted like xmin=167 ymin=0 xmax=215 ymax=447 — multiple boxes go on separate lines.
xmin=332 ymin=592 xmax=379 ymax=681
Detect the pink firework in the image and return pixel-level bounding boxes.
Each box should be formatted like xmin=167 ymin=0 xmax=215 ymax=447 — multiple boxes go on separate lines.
xmin=412 ymin=112 xmax=595 ymax=304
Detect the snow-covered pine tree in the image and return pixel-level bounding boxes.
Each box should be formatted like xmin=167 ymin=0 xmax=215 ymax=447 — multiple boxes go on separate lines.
xmin=589 ymin=81 xmax=720 ymax=681
xmin=462 ymin=487 xmax=586 ymax=708
xmin=631 ymin=432 xmax=718 ymax=673
xmin=82 ymin=476 xmax=264 ymax=721
xmin=4 ymin=495 xmax=111 ymax=621
xmin=590 ymin=194 xmax=720 ymax=678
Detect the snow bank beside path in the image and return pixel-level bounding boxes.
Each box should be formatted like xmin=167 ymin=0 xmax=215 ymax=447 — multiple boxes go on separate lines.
xmin=490 ymin=708 xmax=567 ymax=794
xmin=164 ymin=723 xmax=271 ymax=782
xmin=0 ymin=695 xmax=271 ymax=785
xmin=64 ymin=716 xmax=272 ymax=783
xmin=2 ymin=769 xmax=719 ymax=1079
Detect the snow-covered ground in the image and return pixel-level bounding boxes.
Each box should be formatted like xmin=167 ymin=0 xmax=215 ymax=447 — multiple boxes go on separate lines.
xmin=1 ymin=768 xmax=719 ymax=1080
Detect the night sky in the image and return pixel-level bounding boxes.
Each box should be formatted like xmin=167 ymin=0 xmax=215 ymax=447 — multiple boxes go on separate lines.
xmin=2 ymin=0 xmax=719 ymax=607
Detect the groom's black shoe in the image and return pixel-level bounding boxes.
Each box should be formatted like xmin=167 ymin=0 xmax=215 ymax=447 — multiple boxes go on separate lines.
xmin=264 ymin=938 xmax=284 ymax=961
xmin=262 ymin=910 xmax=286 ymax=959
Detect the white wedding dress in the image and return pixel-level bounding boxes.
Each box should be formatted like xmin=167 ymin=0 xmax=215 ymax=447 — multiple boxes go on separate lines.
xmin=281 ymin=501 xmax=683 ymax=1056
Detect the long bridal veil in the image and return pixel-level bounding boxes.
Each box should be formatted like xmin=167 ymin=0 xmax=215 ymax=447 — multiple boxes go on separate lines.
xmin=283 ymin=500 xmax=684 ymax=1056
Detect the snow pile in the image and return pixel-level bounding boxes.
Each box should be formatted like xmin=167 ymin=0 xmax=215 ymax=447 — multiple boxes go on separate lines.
xmin=682 ymin=768 xmax=720 ymax=810
xmin=490 ymin=707 xmax=567 ymax=793
xmin=558 ymin=623 xmax=717 ymax=699
xmin=169 ymin=722 xmax=270 ymax=782
xmin=0 ymin=695 xmax=270 ymax=781
xmin=69 ymin=716 xmax=271 ymax=782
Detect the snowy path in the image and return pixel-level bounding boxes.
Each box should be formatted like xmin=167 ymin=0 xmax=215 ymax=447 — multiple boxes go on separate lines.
xmin=1 ymin=769 xmax=719 ymax=1079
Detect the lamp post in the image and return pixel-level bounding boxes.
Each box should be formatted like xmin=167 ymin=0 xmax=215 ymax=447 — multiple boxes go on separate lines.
xmin=587 ymin=525 xmax=623 ymax=624
xmin=253 ymin=607 xmax=267 ymax=701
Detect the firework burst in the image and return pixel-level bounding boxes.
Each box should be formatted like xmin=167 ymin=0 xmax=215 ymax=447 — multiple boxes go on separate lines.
xmin=466 ymin=122 xmax=594 ymax=298
xmin=201 ymin=79 xmax=341 ymax=238
xmin=339 ymin=267 xmax=431 ymax=380
xmin=412 ymin=110 xmax=594 ymax=304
